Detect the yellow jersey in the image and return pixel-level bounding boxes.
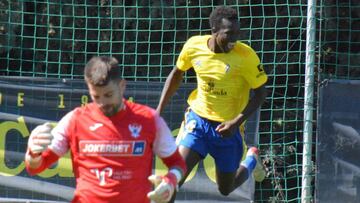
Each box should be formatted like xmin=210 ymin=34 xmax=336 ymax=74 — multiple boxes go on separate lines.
xmin=176 ymin=35 xmax=267 ymax=122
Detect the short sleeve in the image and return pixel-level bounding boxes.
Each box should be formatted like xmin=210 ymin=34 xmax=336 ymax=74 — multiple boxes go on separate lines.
xmin=176 ymin=40 xmax=193 ymax=71
xmin=153 ymin=114 xmax=177 ymax=158
xmin=49 ymin=111 xmax=73 ymax=156
xmin=243 ymin=49 xmax=268 ymax=89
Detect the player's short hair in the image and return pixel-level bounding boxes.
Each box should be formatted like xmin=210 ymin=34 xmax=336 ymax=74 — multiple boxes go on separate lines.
xmin=84 ymin=56 xmax=122 ymax=86
xmin=209 ymin=6 xmax=238 ymax=32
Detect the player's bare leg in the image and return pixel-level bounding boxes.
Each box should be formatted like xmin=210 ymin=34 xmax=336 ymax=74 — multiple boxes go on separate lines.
xmin=215 ymin=166 xmax=248 ymax=196
xmin=168 ymin=145 xmax=202 ymax=203
xmin=216 ymin=147 xmax=266 ymax=196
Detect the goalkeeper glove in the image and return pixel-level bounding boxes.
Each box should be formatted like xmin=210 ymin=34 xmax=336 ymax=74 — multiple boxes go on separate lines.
xmin=147 ymin=172 xmax=178 ymax=203
xmin=27 ymin=122 xmax=54 ymax=156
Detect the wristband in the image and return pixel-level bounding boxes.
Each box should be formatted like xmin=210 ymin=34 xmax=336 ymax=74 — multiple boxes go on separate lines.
xmin=164 ymin=172 xmax=178 ymax=191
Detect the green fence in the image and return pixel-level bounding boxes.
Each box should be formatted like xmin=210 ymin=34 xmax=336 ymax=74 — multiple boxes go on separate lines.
xmin=1 ymin=0 xmax=359 ymax=202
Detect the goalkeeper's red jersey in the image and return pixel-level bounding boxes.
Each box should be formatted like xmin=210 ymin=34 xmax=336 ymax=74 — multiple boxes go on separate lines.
xmin=27 ymin=99 xmax=180 ymax=203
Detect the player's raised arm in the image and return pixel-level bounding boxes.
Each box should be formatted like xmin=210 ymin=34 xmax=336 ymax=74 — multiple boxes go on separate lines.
xmin=156 ymin=67 xmax=185 ymax=115
xmin=25 ymin=122 xmax=59 ymax=174
xmin=25 ymin=111 xmax=72 ymax=175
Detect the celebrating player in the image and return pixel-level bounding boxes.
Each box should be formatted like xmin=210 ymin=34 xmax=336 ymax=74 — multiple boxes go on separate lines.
xmin=25 ymin=56 xmax=186 ymax=203
xmin=156 ymin=6 xmax=267 ymax=200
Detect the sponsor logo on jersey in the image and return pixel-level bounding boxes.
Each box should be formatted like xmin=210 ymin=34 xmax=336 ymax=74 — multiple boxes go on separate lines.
xmin=194 ymin=60 xmax=202 ymax=68
xmin=89 ymin=123 xmax=103 ymax=131
xmin=90 ymin=167 xmax=113 ymax=186
xmin=257 ymin=64 xmax=264 ymax=72
xmin=256 ymin=64 xmax=266 ymax=78
xmin=202 ymin=80 xmax=228 ymax=96
xmin=79 ymin=140 xmax=145 ymax=156
xmin=225 ymin=64 xmax=230 ymax=73
xmin=128 ymin=123 xmax=142 ymax=138
xmin=185 ymin=119 xmax=197 ymax=133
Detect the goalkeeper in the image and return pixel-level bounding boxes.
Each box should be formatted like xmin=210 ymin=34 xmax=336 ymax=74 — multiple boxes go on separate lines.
xmin=157 ymin=6 xmax=267 ymax=201
xmin=25 ymin=56 xmax=186 ymax=203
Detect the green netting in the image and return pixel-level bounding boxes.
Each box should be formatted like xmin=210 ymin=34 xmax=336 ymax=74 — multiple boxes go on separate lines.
xmin=319 ymin=0 xmax=360 ymax=80
xmin=1 ymin=0 xmax=359 ymax=202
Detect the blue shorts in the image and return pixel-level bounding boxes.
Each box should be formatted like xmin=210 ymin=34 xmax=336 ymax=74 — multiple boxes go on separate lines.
xmin=176 ymin=109 xmax=244 ymax=173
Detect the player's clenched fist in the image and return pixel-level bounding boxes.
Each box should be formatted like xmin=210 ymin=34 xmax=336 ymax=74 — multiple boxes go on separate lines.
xmin=147 ymin=172 xmax=178 ymax=203
xmin=28 ymin=122 xmax=54 ymax=155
